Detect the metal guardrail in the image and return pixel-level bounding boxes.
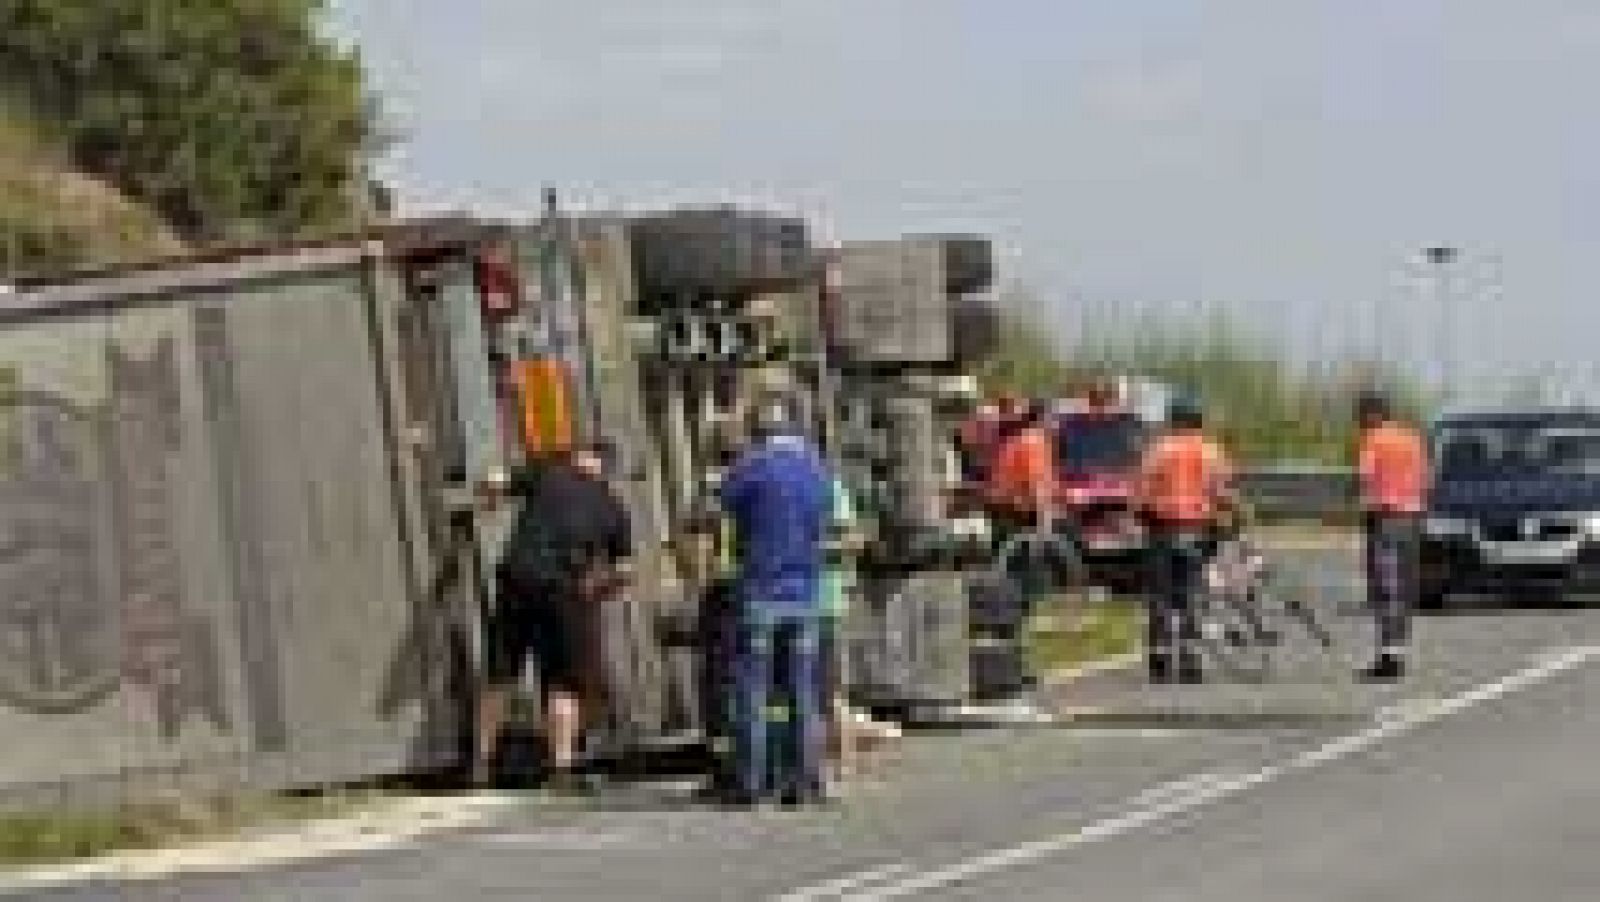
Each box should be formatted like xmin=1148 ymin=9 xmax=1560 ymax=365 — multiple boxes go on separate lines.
xmin=1234 ymin=465 xmax=1358 ymax=520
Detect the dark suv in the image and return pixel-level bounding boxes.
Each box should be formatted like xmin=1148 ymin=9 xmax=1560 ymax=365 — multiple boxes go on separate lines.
xmin=1419 ymin=408 xmax=1600 ymax=608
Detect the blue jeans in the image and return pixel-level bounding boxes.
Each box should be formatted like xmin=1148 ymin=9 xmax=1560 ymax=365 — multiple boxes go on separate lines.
xmin=732 ymin=609 xmax=825 ymax=799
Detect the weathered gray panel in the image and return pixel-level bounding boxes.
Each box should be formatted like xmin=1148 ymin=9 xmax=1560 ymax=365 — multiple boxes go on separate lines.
xmin=848 ymin=572 xmax=970 ymax=709
xmin=0 ymin=305 xmax=251 ymax=794
xmin=210 ymin=274 xmax=425 ymax=785
xmin=882 ymin=396 xmax=946 ymax=534
xmin=0 ymin=260 xmax=455 ymax=806
xmin=570 ymin=223 xmax=675 ymax=741
xmin=831 ymin=239 xmax=950 ymax=364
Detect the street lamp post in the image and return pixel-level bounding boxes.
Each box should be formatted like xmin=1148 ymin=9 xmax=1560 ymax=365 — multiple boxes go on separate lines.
xmin=1422 ymin=245 xmax=1459 ymax=406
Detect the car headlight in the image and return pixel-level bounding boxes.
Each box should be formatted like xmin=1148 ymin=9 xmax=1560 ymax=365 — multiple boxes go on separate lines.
xmin=1423 ymin=516 xmax=1473 ymax=537
xmin=1582 ymin=515 xmax=1600 ymax=539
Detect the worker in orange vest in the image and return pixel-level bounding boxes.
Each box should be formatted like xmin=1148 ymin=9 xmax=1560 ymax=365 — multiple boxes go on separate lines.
xmin=986 ymin=399 xmax=1057 ymax=542
xmin=1354 ymin=391 xmax=1429 ymax=681
xmin=1134 ymin=395 xmax=1234 ymax=684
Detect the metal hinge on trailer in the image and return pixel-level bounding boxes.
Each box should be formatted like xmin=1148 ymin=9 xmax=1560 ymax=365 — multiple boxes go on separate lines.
xmin=634 ymin=312 xmax=787 ymax=365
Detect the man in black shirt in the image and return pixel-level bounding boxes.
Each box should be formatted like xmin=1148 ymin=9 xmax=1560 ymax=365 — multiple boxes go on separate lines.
xmin=474 ymin=442 xmax=633 ymax=790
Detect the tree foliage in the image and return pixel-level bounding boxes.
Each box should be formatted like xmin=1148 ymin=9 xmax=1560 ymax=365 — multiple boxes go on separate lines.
xmin=0 ymin=0 xmax=379 ymax=245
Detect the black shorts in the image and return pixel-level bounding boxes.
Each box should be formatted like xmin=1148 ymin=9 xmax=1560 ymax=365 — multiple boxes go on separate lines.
xmin=486 ymin=579 xmax=585 ymax=693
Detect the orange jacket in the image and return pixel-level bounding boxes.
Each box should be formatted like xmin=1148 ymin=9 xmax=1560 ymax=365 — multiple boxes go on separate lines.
xmin=1137 ymin=431 xmax=1233 ymax=525
xmin=987 ymin=426 xmax=1056 ymax=514
xmin=1358 ymin=422 xmax=1428 ymax=514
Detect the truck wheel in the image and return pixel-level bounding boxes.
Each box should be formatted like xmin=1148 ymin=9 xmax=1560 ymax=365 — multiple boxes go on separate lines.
xmin=628 ymin=209 xmax=816 ymax=301
xmin=939 ymin=236 xmax=994 ymax=295
xmin=949 ymin=297 xmax=1001 ymax=363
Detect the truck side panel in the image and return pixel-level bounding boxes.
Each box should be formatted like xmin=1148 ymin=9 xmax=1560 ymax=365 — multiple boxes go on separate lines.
xmin=0 ymin=256 xmax=460 ymax=808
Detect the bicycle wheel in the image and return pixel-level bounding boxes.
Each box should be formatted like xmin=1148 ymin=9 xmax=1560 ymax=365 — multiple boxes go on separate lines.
xmin=1202 ymin=586 xmax=1275 ymax=683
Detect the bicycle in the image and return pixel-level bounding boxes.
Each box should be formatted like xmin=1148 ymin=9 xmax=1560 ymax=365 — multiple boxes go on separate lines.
xmin=990 ymin=520 xmax=1343 ymax=686
xmin=1194 ymin=532 xmax=1340 ymax=683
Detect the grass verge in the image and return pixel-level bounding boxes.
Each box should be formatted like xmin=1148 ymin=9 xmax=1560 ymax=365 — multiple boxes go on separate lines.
xmin=0 ymin=789 xmax=388 ymax=870
xmin=1026 ymin=598 xmax=1143 ymax=673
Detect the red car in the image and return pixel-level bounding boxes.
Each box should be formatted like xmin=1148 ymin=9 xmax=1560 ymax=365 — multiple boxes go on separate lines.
xmin=1051 ymin=407 xmax=1153 ymax=592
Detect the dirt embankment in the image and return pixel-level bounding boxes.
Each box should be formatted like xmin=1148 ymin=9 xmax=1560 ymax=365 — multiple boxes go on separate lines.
xmin=0 ymin=115 xmax=184 ymax=280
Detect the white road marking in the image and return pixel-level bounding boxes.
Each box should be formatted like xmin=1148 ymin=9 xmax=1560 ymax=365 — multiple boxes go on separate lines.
xmin=0 ymin=794 xmax=533 ymax=896
xmin=468 ymin=829 xmax=637 ymax=850
xmin=1122 ymin=771 xmax=1235 ymax=809
xmin=774 ymin=862 xmax=917 ymax=902
xmin=778 ymin=645 xmax=1600 ymax=901
xmin=1058 ymin=728 xmax=1199 ymax=740
xmin=1371 ymin=696 xmax=1442 ymax=726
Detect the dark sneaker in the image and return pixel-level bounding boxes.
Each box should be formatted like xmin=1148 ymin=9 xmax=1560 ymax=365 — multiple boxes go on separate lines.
xmin=1148 ymin=655 xmax=1174 ymax=684
xmin=714 ymin=789 xmax=764 ymax=810
xmin=1358 ymin=655 xmax=1406 ymax=682
xmin=779 ymin=783 xmax=832 ymax=808
xmin=1177 ymin=653 xmax=1205 ymax=685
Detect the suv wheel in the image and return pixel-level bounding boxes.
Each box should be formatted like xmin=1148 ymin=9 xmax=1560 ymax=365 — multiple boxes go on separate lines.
xmin=1416 ymin=582 xmax=1450 ymax=613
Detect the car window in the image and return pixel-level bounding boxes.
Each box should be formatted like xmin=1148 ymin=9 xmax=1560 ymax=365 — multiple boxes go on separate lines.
xmin=1433 ymin=428 xmax=1504 ymax=474
xmin=1528 ymin=429 xmax=1600 ymax=473
xmin=1058 ymin=415 xmax=1143 ymax=472
xmin=1433 ymin=422 xmax=1600 ymax=475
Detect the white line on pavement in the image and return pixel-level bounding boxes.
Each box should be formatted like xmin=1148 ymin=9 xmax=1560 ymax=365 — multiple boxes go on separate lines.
xmin=1121 ymin=771 xmax=1235 ymax=810
xmin=0 ymin=794 xmax=534 ymax=896
xmin=467 ymin=829 xmax=637 ymax=850
xmin=777 ymin=644 xmax=1600 ymax=902
xmin=774 ymin=862 xmax=917 ymax=902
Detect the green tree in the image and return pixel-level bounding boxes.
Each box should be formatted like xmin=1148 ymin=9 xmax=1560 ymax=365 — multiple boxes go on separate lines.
xmin=0 ymin=0 xmax=381 ymax=245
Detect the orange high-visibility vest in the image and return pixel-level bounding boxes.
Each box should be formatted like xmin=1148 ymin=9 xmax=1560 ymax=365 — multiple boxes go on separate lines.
xmin=1138 ymin=431 xmax=1231 ymax=525
xmin=987 ymin=426 xmax=1055 ymax=512
xmin=1358 ymin=422 xmax=1428 ymax=514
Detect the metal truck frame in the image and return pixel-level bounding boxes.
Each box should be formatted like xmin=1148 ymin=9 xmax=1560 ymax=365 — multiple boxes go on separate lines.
xmin=0 ymin=206 xmax=1002 ymax=805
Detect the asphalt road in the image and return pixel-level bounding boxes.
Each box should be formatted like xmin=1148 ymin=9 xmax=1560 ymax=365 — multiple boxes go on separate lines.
xmin=896 ymin=644 xmax=1600 ymax=902
xmin=18 ymin=548 xmax=1600 ymax=901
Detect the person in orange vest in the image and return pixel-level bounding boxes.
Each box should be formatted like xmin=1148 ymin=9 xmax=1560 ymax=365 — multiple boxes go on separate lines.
xmin=1354 ymin=391 xmax=1429 ymax=681
xmin=986 ymin=399 xmax=1057 ymax=541
xmin=1134 ymin=395 xmax=1234 ymax=684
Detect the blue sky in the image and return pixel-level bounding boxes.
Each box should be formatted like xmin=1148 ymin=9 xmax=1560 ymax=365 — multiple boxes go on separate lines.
xmin=328 ymin=1 xmax=1600 ymax=402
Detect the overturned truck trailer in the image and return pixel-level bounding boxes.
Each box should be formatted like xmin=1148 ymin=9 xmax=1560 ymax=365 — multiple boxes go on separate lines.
xmin=0 ymin=223 xmax=503 ymax=807
xmin=523 ymin=206 xmax=834 ymax=760
xmin=542 ymin=217 xmax=1006 ymax=733
xmin=506 ymin=211 xmax=1009 ymax=745
xmin=0 ymin=208 xmax=1001 ymax=805
xmin=0 ymin=207 xmax=836 ymax=803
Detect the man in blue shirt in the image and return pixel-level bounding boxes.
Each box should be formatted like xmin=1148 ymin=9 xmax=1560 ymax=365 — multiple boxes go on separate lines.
xmin=718 ymin=393 xmax=834 ymax=806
